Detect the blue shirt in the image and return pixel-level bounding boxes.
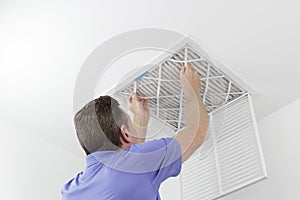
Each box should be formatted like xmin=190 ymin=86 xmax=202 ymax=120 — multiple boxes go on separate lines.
xmin=62 ymin=137 xmax=182 ymax=200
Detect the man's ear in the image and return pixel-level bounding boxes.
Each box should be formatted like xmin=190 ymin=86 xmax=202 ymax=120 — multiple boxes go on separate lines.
xmin=120 ymin=124 xmax=131 ymax=144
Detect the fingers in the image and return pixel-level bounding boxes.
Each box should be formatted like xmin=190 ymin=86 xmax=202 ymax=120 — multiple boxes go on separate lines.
xmin=127 ymin=93 xmax=145 ymax=105
xmin=186 ymin=63 xmax=193 ymax=72
xmin=142 ymin=98 xmax=149 ymax=106
xmin=181 ymin=63 xmax=196 ymax=76
xmin=126 ymin=95 xmax=132 ymax=106
xmin=180 ymin=65 xmax=186 ymax=74
xmin=127 ymin=93 xmax=136 ymax=105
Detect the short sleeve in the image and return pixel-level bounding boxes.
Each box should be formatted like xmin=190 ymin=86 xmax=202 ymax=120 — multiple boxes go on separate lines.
xmin=130 ymin=137 xmax=182 ymax=190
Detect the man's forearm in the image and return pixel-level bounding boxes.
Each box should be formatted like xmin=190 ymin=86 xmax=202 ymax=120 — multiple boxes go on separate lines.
xmin=175 ymin=64 xmax=209 ymax=162
xmin=185 ymin=93 xmax=209 ymax=144
xmin=133 ymin=115 xmax=149 ymax=143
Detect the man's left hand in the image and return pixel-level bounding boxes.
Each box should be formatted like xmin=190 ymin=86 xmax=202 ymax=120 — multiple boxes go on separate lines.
xmin=127 ymin=93 xmax=150 ymax=123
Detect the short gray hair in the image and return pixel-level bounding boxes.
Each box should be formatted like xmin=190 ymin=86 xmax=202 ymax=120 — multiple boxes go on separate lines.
xmin=74 ymin=96 xmax=128 ymax=155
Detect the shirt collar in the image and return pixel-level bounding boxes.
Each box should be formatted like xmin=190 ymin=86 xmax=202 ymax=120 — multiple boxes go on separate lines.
xmin=86 ymin=150 xmax=116 ymax=167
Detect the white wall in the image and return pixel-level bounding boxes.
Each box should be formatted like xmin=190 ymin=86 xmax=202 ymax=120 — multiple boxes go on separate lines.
xmin=0 ymin=120 xmax=85 ymax=200
xmin=220 ymin=97 xmax=300 ymax=199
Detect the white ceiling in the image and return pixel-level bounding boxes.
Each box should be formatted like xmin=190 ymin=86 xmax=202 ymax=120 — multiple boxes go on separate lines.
xmin=1 ymin=0 xmax=300 ymax=155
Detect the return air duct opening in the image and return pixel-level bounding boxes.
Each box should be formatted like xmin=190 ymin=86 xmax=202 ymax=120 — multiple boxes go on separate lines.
xmin=109 ymin=37 xmax=267 ymax=200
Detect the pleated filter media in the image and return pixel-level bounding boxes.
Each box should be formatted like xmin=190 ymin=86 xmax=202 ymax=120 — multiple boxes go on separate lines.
xmin=110 ymin=37 xmax=268 ymax=199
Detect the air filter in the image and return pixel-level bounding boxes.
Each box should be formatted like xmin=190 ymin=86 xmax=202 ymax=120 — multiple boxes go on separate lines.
xmin=110 ymin=37 xmax=267 ymax=200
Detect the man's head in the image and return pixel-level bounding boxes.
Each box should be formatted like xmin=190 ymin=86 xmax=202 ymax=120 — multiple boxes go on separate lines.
xmin=74 ymin=95 xmax=137 ymax=155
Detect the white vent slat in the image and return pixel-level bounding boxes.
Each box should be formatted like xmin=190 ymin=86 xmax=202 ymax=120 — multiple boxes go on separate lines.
xmin=220 ymin=154 xmax=260 ymax=173
xmin=183 ymin=160 xmax=215 ymax=175
xmin=183 ymin=163 xmax=215 ymax=185
xmin=182 ymin=156 xmax=219 ymax=200
xmin=213 ymin=123 xmax=252 ymax=138
xmin=218 ymin=129 xmax=254 ymax=151
xmin=219 ymin=141 xmax=257 ymax=161
xmin=221 ymin=162 xmax=261 ymax=183
xmin=183 ymin=175 xmax=217 ymax=192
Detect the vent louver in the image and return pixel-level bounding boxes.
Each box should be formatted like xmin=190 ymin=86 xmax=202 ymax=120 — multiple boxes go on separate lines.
xmin=181 ymin=94 xmax=267 ymax=200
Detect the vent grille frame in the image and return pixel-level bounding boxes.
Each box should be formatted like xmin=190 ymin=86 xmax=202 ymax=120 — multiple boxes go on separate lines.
xmin=109 ymin=37 xmax=267 ymax=199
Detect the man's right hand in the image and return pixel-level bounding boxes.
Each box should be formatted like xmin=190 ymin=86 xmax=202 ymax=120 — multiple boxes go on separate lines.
xmin=180 ymin=63 xmax=201 ymax=96
xmin=175 ymin=63 xmax=209 ymax=163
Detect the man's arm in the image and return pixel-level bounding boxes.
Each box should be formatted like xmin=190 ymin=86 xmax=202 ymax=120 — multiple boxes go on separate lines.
xmin=127 ymin=94 xmax=150 ymax=143
xmin=175 ymin=64 xmax=209 ymax=163
xmin=133 ymin=112 xmax=149 ymax=143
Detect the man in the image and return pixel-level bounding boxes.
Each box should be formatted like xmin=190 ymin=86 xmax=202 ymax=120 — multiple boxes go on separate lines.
xmin=61 ymin=64 xmax=209 ymax=200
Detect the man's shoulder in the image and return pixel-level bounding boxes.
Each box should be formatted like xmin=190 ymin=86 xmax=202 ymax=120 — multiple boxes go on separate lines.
xmin=129 ymin=137 xmax=179 ymax=153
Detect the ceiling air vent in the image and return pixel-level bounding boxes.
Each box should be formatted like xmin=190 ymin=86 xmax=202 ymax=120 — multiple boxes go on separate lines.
xmin=110 ymin=37 xmax=268 ymax=200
